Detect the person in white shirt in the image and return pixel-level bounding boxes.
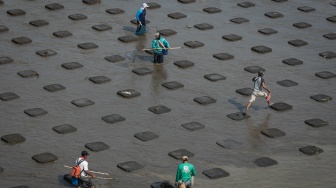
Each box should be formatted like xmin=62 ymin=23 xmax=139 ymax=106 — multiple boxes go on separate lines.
xmin=76 ymin=150 xmax=96 ymax=188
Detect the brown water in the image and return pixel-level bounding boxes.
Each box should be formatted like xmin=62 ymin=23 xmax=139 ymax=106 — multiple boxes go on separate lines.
xmin=0 ymin=0 xmax=336 ymax=187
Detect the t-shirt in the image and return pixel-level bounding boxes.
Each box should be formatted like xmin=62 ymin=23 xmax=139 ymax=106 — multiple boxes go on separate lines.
xmin=252 ymin=76 xmax=265 ymax=92
xmin=75 ymin=157 xmax=88 ymax=177
xmin=175 ymin=162 xmax=196 ymax=182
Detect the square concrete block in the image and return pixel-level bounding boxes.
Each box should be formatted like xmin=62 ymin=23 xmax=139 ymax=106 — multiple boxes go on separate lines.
xmin=117 ymin=89 xmax=141 ymax=98
xmin=53 ymin=30 xmax=72 ymax=38
xmin=315 ymin=71 xmax=336 ymax=79
xmin=0 ymin=92 xmax=19 ymax=101
xmin=230 ymin=17 xmax=249 ymax=24
xmin=173 ymin=60 xmax=194 ymax=68
xmin=330 ymin=2 xmax=336 ymax=7
xmin=45 ymin=3 xmax=64 ymax=10
xmin=167 ymin=12 xmax=187 ymax=19
xmin=157 ymin=29 xmax=177 ymax=36
xmin=118 ymin=35 xmax=138 ymax=43
xmin=237 ymin=2 xmax=255 ymax=8
xmin=319 ymin=51 xmax=336 ymax=59
xmin=203 ymin=168 xmax=230 ymax=179
xmin=288 ymin=39 xmax=308 ymax=47
xmin=147 ymin=3 xmax=161 ymax=9
xmin=106 ymin=8 xmax=125 ymax=15
xmin=178 ymin=0 xmax=195 ymax=3
xmin=10 ymin=186 xmax=29 ymax=188
xmin=83 ymin=0 xmax=100 ymax=4
xmin=227 ymin=112 xmax=250 ymax=120
xmin=204 ymin=73 xmax=226 ymax=82
xmin=181 ymin=122 xmax=205 ymax=131
xmin=117 ymin=161 xmax=144 ymax=172
xmin=0 ymin=56 xmax=13 ymax=65
xmin=1 ymin=134 xmax=26 ymax=144
xmin=293 ymin=22 xmax=312 ymax=29
xmin=282 ymin=58 xmax=303 ymax=66
xmin=253 ymin=157 xmax=278 ymax=167
xmin=68 ymin=14 xmax=87 ymax=20
xmin=61 ymin=62 xmax=83 ymax=70
xmin=12 ymin=37 xmax=32 ymax=44
xmin=194 ymin=96 xmax=216 ymax=105
xmin=261 ymin=128 xmax=286 ymax=138
xmin=216 ymin=139 xmax=243 ymax=149
xmin=203 ymin=7 xmax=222 ymax=14
xmin=105 ymin=55 xmax=125 ymax=63
xmin=222 ymin=34 xmax=242 ymax=41
xmin=0 ymin=166 xmax=3 ymax=173
xmin=323 ymin=33 xmax=336 ymax=40
xmin=36 ymin=49 xmax=57 ymax=57
xmin=85 ymin=142 xmax=110 ymax=152
xmin=134 ymin=131 xmax=159 ymax=141
xmin=299 ymin=146 xmax=323 ymax=155
xmin=161 ymin=81 xmax=184 ymax=90
xmin=43 ymin=84 xmax=66 ymax=92
xmin=24 ymin=108 xmax=48 ymax=117
xmin=213 ymin=53 xmax=234 ymax=61
xmin=130 ymin=19 xmax=150 ymax=25
xmin=244 ymin=66 xmax=265 ymax=73
xmin=251 ymin=45 xmax=272 ymax=54
xmin=17 ymin=70 xmax=38 ymax=78
xmin=236 ymin=88 xmax=253 ymax=96
xmin=29 ymin=20 xmax=49 ymax=27
xmin=168 ymin=149 xmax=194 ymax=159
xmin=184 ymin=41 xmax=204 ymax=48
xmin=71 ymin=98 xmax=95 ymax=107
xmin=151 ymin=181 xmax=175 ymax=188
xmin=52 ymin=124 xmax=77 ymax=134
xmin=0 ymin=25 xmax=9 ymax=33
xmin=78 ymin=42 xmax=98 ymax=49
xmin=276 ymin=79 xmax=298 ymax=87
xmin=265 ymin=12 xmax=283 ymax=18
xmin=148 ymin=105 xmax=171 ymax=114
xmin=326 ymin=16 xmax=336 ymax=23
xmin=7 ymin=9 xmax=26 ymax=16
xmin=304 ymin=119 xmax=328 ymax=127
xmin=32 ymin=152 xmax=58 ymax=163
xmin=272 ymin=0 xmax=288 ymax=2
xmin=310 ymin=94 xmax=332 ymax=102
xmin=92 ymin=24 xmax=112 ymax=31
xmin=258 ymin=28 xmax=278 ymax=35
xmin=270 ymin=102 xmax=293 ymax=111
xmin=89 ymin=76 xmax=111 ymax=84
xmin=102 ymin=114 xmax=126 ymax=124
xmin=297 ymin=6 xmax=316 ymax=12
xmin=132 ymin=67 xmax=153 ymax=75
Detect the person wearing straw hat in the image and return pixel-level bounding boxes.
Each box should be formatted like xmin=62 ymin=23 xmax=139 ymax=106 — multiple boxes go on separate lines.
xmin=152 ymin=32 xmax=170 ymax=63
xmin=76 ymin=150 xmax=96 ymax=188
xmin=175 ymin=156 xmax=196 ymax=188
xmin=135 ymin=3 xmax=149 ymax=34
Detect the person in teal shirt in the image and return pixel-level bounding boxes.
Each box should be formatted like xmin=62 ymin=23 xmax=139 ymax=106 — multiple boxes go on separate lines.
xmin=152 ymin=32 xmax=170 ymax=63
xmin=175 ymin=156 xmax=196 ymax=188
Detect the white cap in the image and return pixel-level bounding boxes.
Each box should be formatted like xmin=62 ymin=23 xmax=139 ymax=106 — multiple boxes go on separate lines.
xmin=155 ymin=32 xmax=160 ymax=36
xmin=142 ymin=3 xmax=149 ymax=8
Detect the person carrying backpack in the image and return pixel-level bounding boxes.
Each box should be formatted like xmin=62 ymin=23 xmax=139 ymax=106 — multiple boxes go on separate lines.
xmin=73 ymin=150 xmax=96 ymax=188
xmin=152 ymin=32 xmax=170 ymax=63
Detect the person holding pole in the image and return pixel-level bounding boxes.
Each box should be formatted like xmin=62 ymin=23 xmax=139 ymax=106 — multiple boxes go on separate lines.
xmin=135 ymin=3 xmax=149 ymax=35
xmin=152 ymin=32 xmax=170 ymax=63
xmin=76 ymin=150 xmax=96 ymax=188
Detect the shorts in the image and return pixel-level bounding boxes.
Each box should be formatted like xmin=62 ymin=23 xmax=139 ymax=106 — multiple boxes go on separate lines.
xmin=249 ymin=91 xmax=267 ymax=102
xmin=178 ymin=180 xmax=192 ymax=188
xmin=79 ymin=177 xmax=95 ymax=187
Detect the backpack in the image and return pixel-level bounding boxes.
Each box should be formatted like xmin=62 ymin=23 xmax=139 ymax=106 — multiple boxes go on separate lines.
xmin=70 ymin=159 xmax=84 ymax=178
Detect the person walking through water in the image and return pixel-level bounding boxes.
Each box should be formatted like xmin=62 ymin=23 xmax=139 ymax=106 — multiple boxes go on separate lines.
xmin=175 ymin=156 xmax=196 ymax=188
xmin=243 ymin=71 xmax=272 ymax=115
xmin=152 ymin=32 xmax=170 ymax=63
xmin=76 ymin=150 xmax=96 ymax=188
xmin=135 ymin=3 xmax=149 ymax=35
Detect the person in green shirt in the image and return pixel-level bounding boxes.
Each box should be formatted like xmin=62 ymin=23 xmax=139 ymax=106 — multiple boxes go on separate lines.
xmin=175 ymin=156 xmax=196 ymax=188
xmin=151 ymin=32 xmax=170 ymax=63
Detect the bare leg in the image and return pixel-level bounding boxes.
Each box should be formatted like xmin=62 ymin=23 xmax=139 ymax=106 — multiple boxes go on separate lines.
xmin=244 ymin=102 xmax=252 ymax=114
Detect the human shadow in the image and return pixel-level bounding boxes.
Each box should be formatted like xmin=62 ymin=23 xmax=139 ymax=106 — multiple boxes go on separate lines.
xmin=228 ymin=98 xmax=259 ymax=112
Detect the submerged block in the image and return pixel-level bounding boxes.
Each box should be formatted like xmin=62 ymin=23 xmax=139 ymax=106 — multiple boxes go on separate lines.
xmin=203 ymin=7 xmax=222 ymax=14
xmin=147 ymin=3 xmax=161 ymax=9
xmin=167 ymin=12 xmax=187 ymax=19
xmin=272 ymin=0 xmax=288 ymax=3
xmin=258 ymin=28 xmax=278 ymax=35
xmin=105 ymin=55 xmax=125 ymax=63
xmin=157 ymin=29 xmax=177 ymax=36
xmin=0 ymin=92 xmax=19 ymax=101
xmin=282 ymin=58 xmax=303 ymax=66
xmin=310 ymin=94 xmax=332 ymax=102
xmin=315 ymin=71 xmax=336 ymax=79
xmin=251 ymin=45 xmax=272 ymax=54
xmin=130 ymin=19 xmax=150 ymax=25
xmin=45 ymin=3 xmax=64 ymax=10
xmin=161 ymin=81 xmax=184 ymax=90
xmin=32 ymin=152 xmax=58 ymax=163
xmin=29 ymin=20 xmax=49 ymax=27
xmin=68 ymin=14 xmax=87 ymax=20
xmin=85 ymin=142 xmax=110 ymax=152
xmin=297 ymin=6 xmax=316 ymax=12
xmin=323 ymin=33 xmax=336 ymax=40
xmin=0 ymin=25 xmax=9 ymax=33
xmin=244 ymin=66 xmax=265 ymax=73
xmin=270 ymin=102 xmax=293 ymax=111
xmin=216 ymin=139 xmax=243 ymax=149
xmin=204 ymin=73 xmax=226 ymax=82
xmin=168 ymin=149 xmax=194 ymax=159
xmin=222 ymin=34 xmax=242 ymax=41
xmin=237 ymin=2 xmax=255 ymax=8
xmin=78 ymin=42 xmax=98 ymax=49
xmin=106 ymin=8 xmax=125 ymax=15
xmin=299 ymin=146 xmax=323 ymax=155
xmin=43 ymin=84 xmax=66 ymax=92
xmin=71 ymin=98 xmax=95 ymax=107
xmin=36 ymin=49 xmax=57 ymax=57
xmin=117 ymin=89 xmax=141 ymax=98
xmin=213 ymin=53 xmax=234 ymax=61
xmin=151 ymin=181 xmax=175 ymax=188
xmin=83 ymin=0 xmax=100 ymax=4
xmin=92 ymin=24 xmax=112 ymax=31
xmin=203 ymin=168 xmax=230 ymax=179
xmin=118 ymin=35 xmax=138 ymax=43
xmin=261 ymin=128 xmax=286 ymax=138
xmin=12 ymin=37 xmax=32 ymax=44
xmin=61 ymin=62 xmax=83 ymax=70
xmin=132 ymin=67 xmax=153 ymax=75
xmin=1 ymin=134 xmax=26 ymax=144
xmin=288 ymin=39 xmax=308 ymax=47
xmin=0 ymin=56 xmax=13 ymax=65
xmin=227 ymin=112 xmax=250 ymax=120
xmin=52 ymin=124 xmax=77 ymax=134
xmin=184 ymin=41 xmax=204 ymax=48
xmin=102 ymin=114 xmax=125 ymax=124
xmin=230 ymin=17 xmax=249 ymax=24
xmin=194 ymin=96 xmax=216 ymax=105
xmin=17 ymin=70 xmax=38 ymax=78
xmin=89 ymin=76 xmax=111 ymax=84
xmin=178 ymin=0 xmax=195 ymax=3
xmin=24 ymin=108 xmax=48 ymax=117
xmin=173 ymin=60 xmax=194 ymax=68
xmin=181 ymin=122 xmax=205 ymax=131
xmin=253 ymin=157 xmax=278 ymax=167
xmin=53 ymin=30 xmax=72 ymax=38
xmin=304 ymin=119 xmax=328 ymax=127
xmin=276 ymin=79 xmax=298 ymax=87
xmin=326 ymin=16 xmax=336 ymax=23
xmin=293 ymin=22 xmax=312 ymax=29
xmin=10 ymin=186 xmax=30 ymax=188
xmin=117 ymin=161 xmax=144 ymax=172
xmin=236 ymin=88 xmax=253 ymax=96
xmin=265 ymin=12 xmax=283 ymax=18
xmin=134 ymin=131 xmax=159 ymax=141
xmin=148 ymin=105 xmax=171 ymax=114
xmin=319 ymin=51 xmax=336 ymax=59
xmin=7 ymin=9 xmax=26 ymax=16
xmin=0 ymin=166 xmax=3 ymax=173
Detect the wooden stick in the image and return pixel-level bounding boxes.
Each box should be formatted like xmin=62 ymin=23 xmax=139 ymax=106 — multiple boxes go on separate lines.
xmin=83 ymin=176 xmax=115 ymax=180
xmin=64 ymin=165 xmax=110 ymax=176
xmin=141 ymin=47 xmax=182 ymax=51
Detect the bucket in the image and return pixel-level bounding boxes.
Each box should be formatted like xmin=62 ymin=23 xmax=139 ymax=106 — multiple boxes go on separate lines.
xmin=162 ymin=49 xmax=168 ymax=55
